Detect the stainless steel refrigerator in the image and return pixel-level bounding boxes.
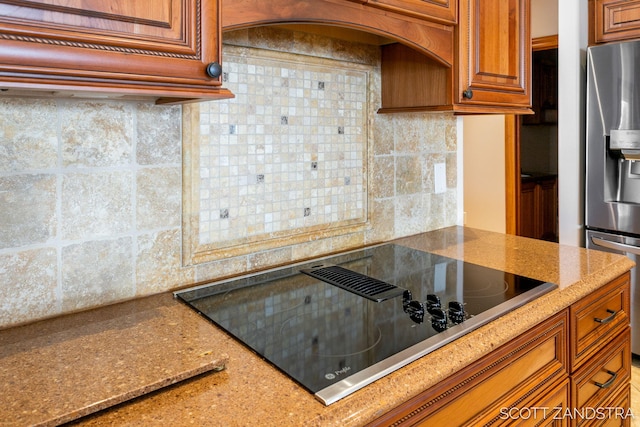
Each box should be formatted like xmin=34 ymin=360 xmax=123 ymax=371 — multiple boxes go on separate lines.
xmin=585 ymin=39 xmax=640 ymax=355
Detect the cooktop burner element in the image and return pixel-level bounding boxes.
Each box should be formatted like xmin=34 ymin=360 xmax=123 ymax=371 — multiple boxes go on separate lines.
xmin=175 ymin=244 xmax=557 ymax=405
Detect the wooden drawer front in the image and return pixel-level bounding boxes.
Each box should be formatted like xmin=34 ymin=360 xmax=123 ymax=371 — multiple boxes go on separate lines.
xmin=570 ymin=273 xmax=630 ymax=370
xmin=366 ymin=311 xmax=568 ymax=426
xmin=592 ymin=0 xmax=640 ymax=44
xmin=580 ymin=384 xmax=631 ymax=427
xmin=571 ymin=328 xmax=631 ymax=425
xmin=506 ymin=379 xmax=570 ymax=427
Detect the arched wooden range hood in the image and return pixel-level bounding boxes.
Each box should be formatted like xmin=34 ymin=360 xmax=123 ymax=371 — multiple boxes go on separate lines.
xmin=222 ymin=0 xmax=454 ymax=68
xmin=221 ymin=0 xmax=533 ymax=115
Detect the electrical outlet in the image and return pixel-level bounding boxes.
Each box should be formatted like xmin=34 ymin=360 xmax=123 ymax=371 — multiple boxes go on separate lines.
xmin=434 ymin=163 xmax=446 ymax=194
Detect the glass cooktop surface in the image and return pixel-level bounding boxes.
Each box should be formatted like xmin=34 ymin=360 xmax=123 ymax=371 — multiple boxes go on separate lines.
xmin=175 ymin=244 xmax=557 ymax=405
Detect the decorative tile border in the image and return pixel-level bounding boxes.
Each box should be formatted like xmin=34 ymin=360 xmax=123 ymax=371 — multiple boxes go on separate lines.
xmin=183 ymin=46 xmax=371 ymax=265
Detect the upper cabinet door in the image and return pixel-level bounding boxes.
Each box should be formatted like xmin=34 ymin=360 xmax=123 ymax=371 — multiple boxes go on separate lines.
xmin=365 ymin=0 xmax=457 ymax=24
xmin=590 ymin=0 xmax=640 ymax=44
xmin=456 ymin=0 xmax=532 ymax=111
xmin=0 ymin=0 xmax=232 ymax=103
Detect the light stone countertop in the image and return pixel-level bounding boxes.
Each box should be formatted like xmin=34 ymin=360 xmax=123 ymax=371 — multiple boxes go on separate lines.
xmin=3 ymin=227 xmax=635 ymax=427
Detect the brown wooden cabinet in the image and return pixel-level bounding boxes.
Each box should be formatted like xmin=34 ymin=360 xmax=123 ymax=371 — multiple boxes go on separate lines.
xmin=569 ymin=273 xmax=631 ymax=426
xmin=367 ymin=310 xmax=569 ymax=426
xmin=367 ymin=273 xmax=632 ymax=427
xmin=222 ymin=0 xmax=455 ymax=71
xmin=590 ymin=0 xmax=640 ymax=45
xmin=379 ymin=0 xmax=532 ymax=114
xmin=519 ymin=175 xmax=558 ymax=242
xmin=0 ymin=0 xmax=233 ymax=104
xmin=224 ymin=0 xmax=531 ymax=115
xmin=454 ymin=0 xmax=531 ymax=112
xmin=365 ymin=0 xmax=457 ymax=23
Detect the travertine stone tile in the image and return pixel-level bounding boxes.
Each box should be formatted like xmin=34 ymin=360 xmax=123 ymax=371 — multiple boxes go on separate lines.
xmin=136 ymin=103 xmax=181 ymax=165
xmin=0 ymin=174 xmax=56 ymax=248
xmin=373 ymin=115 xmax=394 ymax=156
xmin=61 ymin=237 xmax=134 ymax=311
xmin=371 ymin=156 xmax=395 ymax=199
xmin=329 ymin=229 xmax=366 ymax=252
xmin=394 ymin=115 xmax=423 ymax=154
xmin=0 ymin=248 xmax=57 ymax=326
xmin=445 ymin=116 xmax=458 ymax=152
xmin=61 ymin=171 xmax=132 ymax=239
xmin=136 ymin=229 xmax=194 ymax=295
xmin=422 ymin=114 xmax=446 ymax=152
xmin=428 ymin=193 xmax=446 ymax=230
xmin=0 ymin=98 xmax=58 ymax=172
xmin=194 ymin=255 xmax=249 ymax=284
xmin=367 ymin=199 xmax=395 ymax=243
xmin=395 ymin=194 xmax=428 ymax=236
xmin=446 ymin=152 xmax=457 ymax=188
xmin=422 ymin=152 xmax=447 ymax=193
xmin=248 ymin=246 xmax=293 ymax=271
xmin=291 ymin=237 xmax=333 ymax=261
xmin=136 ymin=167 xmax=181 ymax=230
xmin=396 ymin=155 xmax=423 ymax=195
xmin=59 ymin=100 xmax=133 ymax=167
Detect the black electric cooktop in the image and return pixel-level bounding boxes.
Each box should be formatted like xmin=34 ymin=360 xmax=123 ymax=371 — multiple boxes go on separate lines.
xmin=175 ymin=244 xmax=557 ymax=405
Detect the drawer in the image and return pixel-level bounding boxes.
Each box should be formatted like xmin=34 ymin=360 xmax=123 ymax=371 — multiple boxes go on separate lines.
xmin=505 ymin=379 xmax=569 ymax=426
xmin=580 ymin=383 xmax=631 ymax=427
xmin=569 ymin=273 xmax=630 ymax=370
xmin=367 ymin=311 xmax=569 ymax=426
xmin=571 ymin=327 xmax=631 ymax=424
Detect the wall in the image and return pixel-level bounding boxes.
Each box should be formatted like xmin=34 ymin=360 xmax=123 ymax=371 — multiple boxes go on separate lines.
xmin=462 ymin=115 xmax=506 ymax=233
xmin=531 ymin=0 xmax=559 ymax=38
xmin=0 ymin=28 xmax=459 ymax=329
xmin=558 ymin=0 xmax=587 ymax=247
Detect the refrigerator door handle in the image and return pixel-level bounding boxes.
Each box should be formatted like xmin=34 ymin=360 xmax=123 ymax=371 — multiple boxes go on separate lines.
xmin=591 ymin=236 xmax=640 ymax=256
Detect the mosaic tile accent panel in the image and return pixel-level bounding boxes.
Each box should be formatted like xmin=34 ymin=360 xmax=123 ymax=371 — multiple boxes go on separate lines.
xmin=193 ymin=47 xmax=369 ymax=259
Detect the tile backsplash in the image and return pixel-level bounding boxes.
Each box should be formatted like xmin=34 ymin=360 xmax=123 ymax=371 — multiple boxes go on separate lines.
xmin=185 ymin=45 xmax=370 ymax=264
xmin=0 ymin=27 xmax=458 ymax=329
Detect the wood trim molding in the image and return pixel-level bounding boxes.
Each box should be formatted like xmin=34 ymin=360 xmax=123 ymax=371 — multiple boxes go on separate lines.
xmin=505 ymin=115 xmax=519 ymax=235
xmin=532 ymin=34 xmax=558 ymax=51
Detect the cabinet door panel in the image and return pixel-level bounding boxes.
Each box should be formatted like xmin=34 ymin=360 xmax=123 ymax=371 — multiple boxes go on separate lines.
xmin=0 ymin=0 xmax=229 ymax=100
xmin=519 ymin=181 xmax=537 ymax=238
xmin=592 ymin=0 xmax=640 ymax=44
xmin=0 ymin=0 xmax=197 ymax=54
xmin=457 ymin=0 xmax=531 ymax=108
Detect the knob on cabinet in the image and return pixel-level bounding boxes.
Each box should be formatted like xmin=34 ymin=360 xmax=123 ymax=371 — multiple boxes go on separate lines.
xmin=462 ymin=89 xmax=473 ymax=99
xmin=206 ymin=62 xmax=223 ymax=78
